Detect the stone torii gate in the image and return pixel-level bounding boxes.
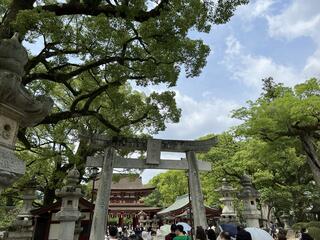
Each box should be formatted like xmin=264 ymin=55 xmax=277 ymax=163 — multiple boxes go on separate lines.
xmin=85 ymin=135 xmax=217 ymax=240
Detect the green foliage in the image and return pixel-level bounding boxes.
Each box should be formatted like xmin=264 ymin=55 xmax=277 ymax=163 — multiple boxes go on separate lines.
xmin=292 ymin=222 xmax=320 ymax=240
xmin=292 ymin=222 xmax=308 ymax=231
xmin=145 ymin=170 xmax=188 ymax=207
xmin=307 ymin=227 xmax=320 ymax=240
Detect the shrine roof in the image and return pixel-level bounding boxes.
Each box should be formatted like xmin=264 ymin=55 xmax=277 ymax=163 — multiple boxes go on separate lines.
xmin=157 ymin=194 xmax=190 ymax=215
xmin=157 ymin=194 xmax=220 ymax=217
xmin=31 ymin=198 xmax=94 ymax=215
xmin=95 ymin=174 xmax=155 ymax=191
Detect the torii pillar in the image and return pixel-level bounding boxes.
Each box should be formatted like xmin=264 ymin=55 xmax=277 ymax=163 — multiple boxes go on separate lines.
xmin=187 ymin=151 xmax=208 ymax=229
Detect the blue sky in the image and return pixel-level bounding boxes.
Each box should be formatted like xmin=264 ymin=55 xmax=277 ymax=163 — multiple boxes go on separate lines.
xmin=141 ymin=0 xmax=320 ymax=182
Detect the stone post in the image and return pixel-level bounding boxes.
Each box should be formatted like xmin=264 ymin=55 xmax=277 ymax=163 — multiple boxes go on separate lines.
xmin=89 ymin=147 xmax=115 ymax=240
xmin=6 ymin=178 xmax=37 ymax=240
xmin=238 ymin=174 xmax=261 ymax=228
xmin=0 ymin=34 xmax=53 ymax=193
xmin=186 ymin=151 xmax=208 ymax=230
xmin=138 ymin=211 xmax=147 ymax=229
xmin=281 ymin=213 xmax=295 ymax=239
xmin=55 ymin=167 xmax=83 ymax=240
xmin=281 ymin=213 xmax=290 ymax=230
xmin=216 ymin=178 xmax=238 ymax=224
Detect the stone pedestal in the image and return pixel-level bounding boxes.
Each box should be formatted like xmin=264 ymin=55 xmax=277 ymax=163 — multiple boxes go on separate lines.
xmin=7 ymin=178 xmax=37 ymax=240
xmin=0 ymin=34 xmax=53 ymax=193
xmin=216 ymin=178 xmax=238 ymax=224
xmin=74 ymin=215 xmax=85 ymax=240
xmin=56 ymin=167 xmax=83 ymax=240
xmin=238 ymin=174 xmax=261 ymax=228
xmin=0 ymin=104 xmax=26 ymax=193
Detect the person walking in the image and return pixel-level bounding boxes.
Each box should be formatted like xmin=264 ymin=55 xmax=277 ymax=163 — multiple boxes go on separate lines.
xmin=109 ymin=226 xmax=119 ymax=240
xmin=174 ymin=225 xmax=191 ymax=240
xmin=236 ymin=226 xmax=252 ymax=240
xmin=219 ymin=232 xmax=231 ymax=240
xmin=166 ymin=224 xmax=177 ymax=240
xmin=206 ymin=228 xmax=217 ymax=240
xmin=196 ymin=226 xmax=207 ymax=240
xmin=300 ymin=228 xmax=314 ymax=240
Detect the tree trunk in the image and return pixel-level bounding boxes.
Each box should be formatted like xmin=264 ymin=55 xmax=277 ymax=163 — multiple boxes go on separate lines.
xmin=43 ymin=187 xmax=56 ymax=206
xmin=0 ymin=0 xmax=36 ymax=40
xmin=300 ymin=134 xmax=320 ymax=185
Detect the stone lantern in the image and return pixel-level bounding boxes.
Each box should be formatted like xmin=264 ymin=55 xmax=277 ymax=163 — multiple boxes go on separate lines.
xmin=55 ymin=166 xmax=83 ymax=240
xmin=138 ymin=211 xmax=147 ymax=228
xmin=238 ymin=174 xmax=261 ymax=228
xmin=0 ymin=34 xmax=53 ymax=193
xmin=216 ymin=178 xmax=238 ymax=224
xmin=7 ymin=178 xmax=37 ymax=240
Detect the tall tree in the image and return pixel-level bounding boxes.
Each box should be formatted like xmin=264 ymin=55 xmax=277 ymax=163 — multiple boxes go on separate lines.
xmin=201 ymin=133 xmax=318 ymax=221
xmin=0 ymin=0 xmax=249 ymax=145
xmin=0 ymin=0 xmax=249 ymax=206
xmin=233 ymin=78 xmax=320 ymax=185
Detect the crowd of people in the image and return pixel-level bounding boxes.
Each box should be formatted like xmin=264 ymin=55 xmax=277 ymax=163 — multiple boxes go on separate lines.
xmin=104 ymin=224 xmax=253 ymax=240
xmin=105 ymin=224 xmax=315 ymax=240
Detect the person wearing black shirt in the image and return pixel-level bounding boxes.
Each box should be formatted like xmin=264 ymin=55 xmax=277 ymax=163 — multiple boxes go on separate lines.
xmin=165 ymin=224 xmax=177 ymax=240
xmin=301 ymin=228 xmax=314 ymax=240
xmin=236 ymin=226 xmax=252 ymax=240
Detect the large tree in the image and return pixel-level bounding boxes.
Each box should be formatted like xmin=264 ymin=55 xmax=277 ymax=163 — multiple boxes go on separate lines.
xmin=233 ymin=78 xmax=320 ymax=185
xmin=0 ymin=0 xmax=249 ymax=208
xmin=0 ymin=0 xmax=248 ymax=141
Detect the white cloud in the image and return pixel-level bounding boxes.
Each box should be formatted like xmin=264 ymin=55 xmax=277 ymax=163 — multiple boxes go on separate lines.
xmin=158 ymin=90 xmax=240 ymax=140
xmin=303 ymin=48 xmax=320 ymax=79
xmin=238 ymin=0 xmax=275 ymax=19
xmin=266 ymin=0 xmax=320 ymax=80
xmin=267 ymin=0 xmax=320 ymax=40
xmin=223 ymin=35 xmax=299 ymax=89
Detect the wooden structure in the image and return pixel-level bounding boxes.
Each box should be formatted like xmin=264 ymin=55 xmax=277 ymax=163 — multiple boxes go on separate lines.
xmin=94 ymin=174 xmax=161 ymax=227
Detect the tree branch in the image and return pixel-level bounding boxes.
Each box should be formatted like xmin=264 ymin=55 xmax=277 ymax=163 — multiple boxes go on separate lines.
xmin=40 ymin=0 xmax=169 ymax=23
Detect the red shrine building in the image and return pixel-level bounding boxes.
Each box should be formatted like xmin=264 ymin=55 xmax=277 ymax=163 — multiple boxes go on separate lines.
xmin=95 ymin=174 xmax=162 ymax=228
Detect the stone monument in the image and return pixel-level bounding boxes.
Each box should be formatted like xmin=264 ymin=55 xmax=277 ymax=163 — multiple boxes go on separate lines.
xmin=216 ymin=178 xmax=238 ymax=224
xmin=0 ymin=33 xmax=53 ymax=192
xmin=238 ymin=174 xmax=261 ymax=228
xmin=6 ymin=178 xmax=37 ymax=240
xmin=55 ymin=166 xmax=83 ymax=240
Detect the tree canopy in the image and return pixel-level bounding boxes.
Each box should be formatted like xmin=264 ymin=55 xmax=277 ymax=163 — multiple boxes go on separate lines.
xmin=233 ymin=78 xmax=320 ymax=184
xmin=0 ymin=0 xmax=249 ymax=210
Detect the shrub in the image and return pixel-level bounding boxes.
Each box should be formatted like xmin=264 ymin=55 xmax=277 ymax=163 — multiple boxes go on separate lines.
xmin=292 ymin=222 xmax=308 ymax=231
xmin=307 ymin=227 xmax=320 ymax=240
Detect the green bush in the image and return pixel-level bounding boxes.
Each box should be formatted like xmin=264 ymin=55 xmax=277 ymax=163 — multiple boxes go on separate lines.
xmin=292 ymin=222 xmax=320 ymax=240
xmin=292 ymin=222 xmax=308 ymax=231
xmin=307 ymin=221 xmax=320 ymax=229
xmin=307 ymin=227 xmax=320 ymax=240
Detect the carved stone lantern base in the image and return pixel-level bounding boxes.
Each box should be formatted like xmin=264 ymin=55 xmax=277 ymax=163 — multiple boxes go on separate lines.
xmin=0 ymin=104 xmax=25 ymax=193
